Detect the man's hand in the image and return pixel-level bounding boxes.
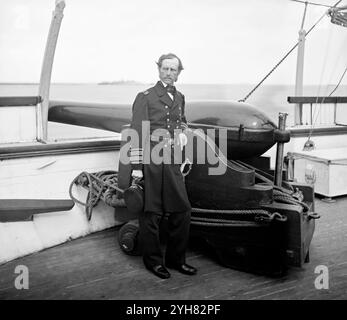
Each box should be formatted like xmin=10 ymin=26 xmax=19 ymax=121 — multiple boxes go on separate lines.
xmin=178 ymin=132 xmax=188 ymax=150
xmin=132 ymin=170 xmax=143 ymax=179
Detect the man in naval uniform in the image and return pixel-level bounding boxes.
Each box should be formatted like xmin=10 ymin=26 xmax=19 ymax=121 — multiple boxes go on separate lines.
xmin=130 ymin=53 xmax=197 ymax=279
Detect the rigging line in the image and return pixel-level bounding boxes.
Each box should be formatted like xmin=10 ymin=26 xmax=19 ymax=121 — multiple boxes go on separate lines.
xmin=239 ymin=0 xmax=342 ymax=102
xmin=313 ymin=32 xmax=347 ymax=125
xmin=309 ymin=33 xmax=347 ymax=132
xmin=324 ymin=32 xmax=347 ymax=89
xmin=328 ymin=65 xmax=347 ymax=95
xmin=290 ymin=0 xmax=336 ymax=8
xmin=309 ymin=21 xmax=334 ymax=128
xmin=307 ymin=64 xmax=347 ymax=138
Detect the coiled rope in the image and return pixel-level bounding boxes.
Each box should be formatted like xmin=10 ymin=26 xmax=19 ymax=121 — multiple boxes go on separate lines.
xmin=69 ymin=171 xmax=125 ymax=220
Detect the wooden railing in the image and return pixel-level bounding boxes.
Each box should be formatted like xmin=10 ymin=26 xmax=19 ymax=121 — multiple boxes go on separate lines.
xmin=288 ymin=96 xmax=347 ymax=126
xmin=0 ymin=96 xmax=42 ymax=107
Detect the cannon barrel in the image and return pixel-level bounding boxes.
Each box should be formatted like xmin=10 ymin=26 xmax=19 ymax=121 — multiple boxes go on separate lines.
xmin=49 ymin=100 xmax=284 ymax=159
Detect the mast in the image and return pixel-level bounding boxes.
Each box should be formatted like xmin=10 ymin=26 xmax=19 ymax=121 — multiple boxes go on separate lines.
xmin=38 ymin=0 xmax=66 ymax=141
xmin=294 ymin=1 xmax=308 ymax=126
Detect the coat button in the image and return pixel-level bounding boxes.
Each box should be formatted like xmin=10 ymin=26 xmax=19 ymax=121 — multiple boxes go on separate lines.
xmin=165 ymin=106 xmax=168 ymax=109
xmin=167 ymin=125 xmax=170 ymax=128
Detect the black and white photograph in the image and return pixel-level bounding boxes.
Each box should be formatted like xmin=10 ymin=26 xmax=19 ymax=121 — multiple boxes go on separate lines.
xmin=0 ymin=0 xmax=347 ymax=305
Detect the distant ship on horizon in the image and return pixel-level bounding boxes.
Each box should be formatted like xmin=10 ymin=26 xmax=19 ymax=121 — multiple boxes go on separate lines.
xmin=98 ymin=80 xmax=144 ymax=85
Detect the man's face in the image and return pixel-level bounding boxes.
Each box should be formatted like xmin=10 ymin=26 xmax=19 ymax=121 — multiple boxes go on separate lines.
xmin=158 ymin=58 xmax=180 ymax=85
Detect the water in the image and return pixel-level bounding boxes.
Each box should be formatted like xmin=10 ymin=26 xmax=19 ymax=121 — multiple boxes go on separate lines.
xmin=1 ymin=83 xmax=346 ymax=140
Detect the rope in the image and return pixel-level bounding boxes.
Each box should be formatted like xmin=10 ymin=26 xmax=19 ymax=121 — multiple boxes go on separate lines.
xmin=239 ymin=0 xmax=342 ymax=102
xmin=69 ymin=165 xmax=311 ymax=222
xmin=302 ymin=4 xmax=346 ymax=141
xmin=191 ymin=207 xmax=269 ymax=215
xmin=191 ymin=211 xmax=287 ymax=224
xmin=69 ymin=171 xmax=126 ymax=220
xmin=329 ymin=66 xmax=347 ymax=96
xmin=308 ymin=21 xmax=334 ymax=128
xmin=191 ymin=216 xmax=257 ymax=224
xmin=190 ymin=220 xmax=262 ymax=228
xmin=273 ymin=192 xmax=310 ymax=212
xmin=290 ymin=0 xmax=335 ymax=8
xmin=306 ymin=64 xmax=347 ymax=142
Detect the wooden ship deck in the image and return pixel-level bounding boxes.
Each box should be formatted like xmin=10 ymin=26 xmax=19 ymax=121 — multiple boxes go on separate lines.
xmin=0 ymin=195 xmax=346 ymax=300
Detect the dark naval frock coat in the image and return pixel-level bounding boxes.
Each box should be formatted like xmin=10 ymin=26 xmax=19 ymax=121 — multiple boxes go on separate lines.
xmin=130 ymin=81 xmax=191 ymax=214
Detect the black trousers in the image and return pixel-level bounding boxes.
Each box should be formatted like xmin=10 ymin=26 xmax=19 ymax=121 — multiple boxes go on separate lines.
xmin=138 ymin=210 xmax=191 ymax=268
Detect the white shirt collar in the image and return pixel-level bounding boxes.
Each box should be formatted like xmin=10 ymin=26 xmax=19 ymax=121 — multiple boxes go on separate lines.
xmin=160 ymin=80 xmax=174 ymax=100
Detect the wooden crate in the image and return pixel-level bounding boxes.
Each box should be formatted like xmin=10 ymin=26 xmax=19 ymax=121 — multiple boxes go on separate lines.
xmin=288 ymin=147 xmax=347 ymax=197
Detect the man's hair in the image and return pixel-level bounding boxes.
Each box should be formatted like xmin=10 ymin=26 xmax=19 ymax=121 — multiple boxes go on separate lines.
xmin=156 ymin=53 xmax=184 ymax=72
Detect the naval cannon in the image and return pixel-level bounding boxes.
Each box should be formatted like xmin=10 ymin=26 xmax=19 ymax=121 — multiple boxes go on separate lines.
xmin=115 ymin=102 xmax=317 ymax=276
xmin=56 ymin=100 xmax=318 ymax=276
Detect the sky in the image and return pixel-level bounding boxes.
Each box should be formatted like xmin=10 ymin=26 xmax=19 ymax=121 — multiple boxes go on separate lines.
xmin=0 ymin=0 xmax=347 ymax=84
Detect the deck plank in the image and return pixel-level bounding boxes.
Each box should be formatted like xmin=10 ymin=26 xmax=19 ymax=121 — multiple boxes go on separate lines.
xmin=0 ymin=196 xmax=346 ymax=300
